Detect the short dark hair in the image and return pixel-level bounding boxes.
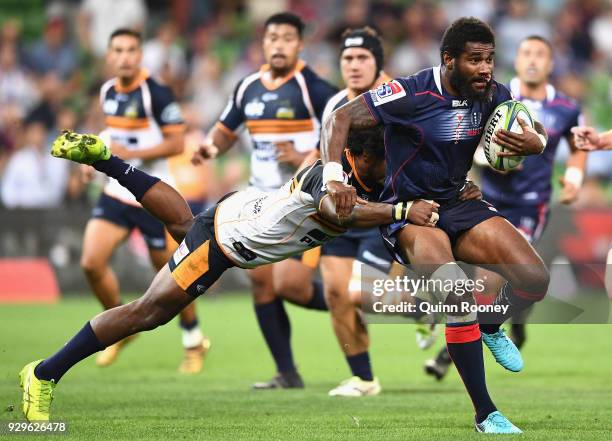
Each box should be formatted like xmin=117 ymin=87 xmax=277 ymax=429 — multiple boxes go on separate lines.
xmin=521 ymin=35 xmax=553 ymax=54
xmin=440 ymin=17 xmax=495 ymax=63
xmin=108 ymin=28 xmax=142 ymax=46
xmin=347 ymin=126 xmax=385 ymax=160
xmin=264 ymin=12 xmax=305 ymax=38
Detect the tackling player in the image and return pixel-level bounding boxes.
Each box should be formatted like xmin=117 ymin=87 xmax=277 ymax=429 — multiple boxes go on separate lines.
xmin=81 ymin=29 xmax=208 ymax=372
xmin=18 ymin=128 xmax=439 ymax=422
xmin=192 ymin=13 xmax=337 ymax=388
xmin=321 ymin=17 xmax=550 ymax=433
xmin=425 ymin=35 xmax=587 ymax=379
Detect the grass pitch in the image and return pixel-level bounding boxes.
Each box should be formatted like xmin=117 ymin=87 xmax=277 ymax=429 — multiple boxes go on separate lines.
xmin=1 ymin=294 xmax=611 ymax=440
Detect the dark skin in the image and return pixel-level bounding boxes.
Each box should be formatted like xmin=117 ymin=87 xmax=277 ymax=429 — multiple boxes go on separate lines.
xmin=321 ymin=42 xmax=547 ymax=217
xmin=320 ymin=41 xmax=549 ymax=301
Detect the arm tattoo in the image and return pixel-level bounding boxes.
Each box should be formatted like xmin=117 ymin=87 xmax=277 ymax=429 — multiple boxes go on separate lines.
xmin=321 ymin=94 xmax=378 ymax=164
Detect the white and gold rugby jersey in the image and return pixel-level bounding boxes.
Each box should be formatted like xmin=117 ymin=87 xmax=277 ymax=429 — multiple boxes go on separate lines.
xmin=214 ymin=162 xmax=345 ymax=268
xmin=99 ymin=69 xmax=185 ymax=205
xmin=215 ymin=61 xmax=337 ymax=191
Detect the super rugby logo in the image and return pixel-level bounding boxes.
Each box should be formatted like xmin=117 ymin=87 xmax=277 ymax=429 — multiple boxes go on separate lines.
xmin=376 ymin=81 xmax=402 ymax=98
xmin=371 ymin=80 xmax=406 ymax=107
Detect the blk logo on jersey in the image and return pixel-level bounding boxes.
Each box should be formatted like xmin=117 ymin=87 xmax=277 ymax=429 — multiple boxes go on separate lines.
xmin=452 ymin=99 xmax=468 ymax=107
xmin=371 ymin=80 xmax=406 ymax=107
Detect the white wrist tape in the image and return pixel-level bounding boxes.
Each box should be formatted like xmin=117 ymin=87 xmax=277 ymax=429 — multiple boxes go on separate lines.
xmin=393 ymin=201 xmax=414 ymax=221
xmin=536 ymin=133 xmax=547 ymax=151
xmin=322 ymin=162 xmax=344 ymax=184
xmin=564 ymin=166 xmax=584 ymax=188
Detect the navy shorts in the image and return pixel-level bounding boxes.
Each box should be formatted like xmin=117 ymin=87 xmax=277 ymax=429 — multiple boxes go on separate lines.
xmin=382 ymin=199 xmax=504 ymax=264
xmin=321 ymin=228 xmax=393 ymax=273
xmin=437 ymin=199 xmax=503 ymax=245
xmin=168 ymin=206 xmax=235 ymax=297
xmin=487 ymin=199 xmax=550 ymax=244
xmin=92 ymin=193 xmax=167 ymax=249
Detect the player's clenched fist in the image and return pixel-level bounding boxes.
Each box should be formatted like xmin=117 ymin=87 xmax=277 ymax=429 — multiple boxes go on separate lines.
xmin=326 ymin=180 xmax=357 ymax=218
xmin=393 ymin=200 xmax=440 ymax=227
xmin=192 ymin=141 xmax=220 ymax=164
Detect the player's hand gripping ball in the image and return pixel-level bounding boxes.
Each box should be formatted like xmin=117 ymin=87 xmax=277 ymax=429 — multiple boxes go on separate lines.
xmin=481 ymin=100 xmax=535 ymax=171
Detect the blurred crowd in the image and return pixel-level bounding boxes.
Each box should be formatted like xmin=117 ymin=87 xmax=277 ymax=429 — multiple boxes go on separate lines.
xmin=1 ymin=0 xmax=611 ymax=210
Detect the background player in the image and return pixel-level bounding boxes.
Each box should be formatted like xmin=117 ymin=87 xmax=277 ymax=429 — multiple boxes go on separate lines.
xmin=315 ymin=27 xmax=394 ymax=397
xmin=192 ymin=13 xmax=337 ymax=388
xmin=81 ymin=29 xmax=208 ymax=372
xmin=20 ymin=128 xmax=439 ymax=422
xmin=425 ymin=35 xmax=587 ymax=379
xmin=320 ymin=18 xmax=550 ymax=433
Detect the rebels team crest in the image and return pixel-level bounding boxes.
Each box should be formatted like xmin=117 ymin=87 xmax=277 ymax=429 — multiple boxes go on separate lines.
xmin=371 ymin=80 xmax=406 ymax=106
xmin=471 ymin=112 xmax=482 ymax=127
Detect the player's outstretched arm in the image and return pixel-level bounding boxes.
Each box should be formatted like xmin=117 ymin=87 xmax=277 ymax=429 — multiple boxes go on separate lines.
xmin=558 ymin=129 xmax=588 ymax=204
xmin=571 ymin=126 xmax=612 ymax=151
xmin=320 ymin=95 xmax=379 ymax=217
xmin=191 ymin=124 xmax=237 ymax=164
xmin=318 ymin=195 xmax=440 ymax=229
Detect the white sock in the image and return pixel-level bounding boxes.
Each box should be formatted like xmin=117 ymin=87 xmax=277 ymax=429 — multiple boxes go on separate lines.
xmin=182 ymin=327 xmax=204 ymax=349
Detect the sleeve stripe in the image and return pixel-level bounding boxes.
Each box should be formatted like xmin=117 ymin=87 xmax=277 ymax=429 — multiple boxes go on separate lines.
xmin=105 ymin=116 xmax=149 ymax=129
xmin=214 ymin=122 xmax=238 ymax=139
xmin=161 ymin=124 xmax=186 ymax=133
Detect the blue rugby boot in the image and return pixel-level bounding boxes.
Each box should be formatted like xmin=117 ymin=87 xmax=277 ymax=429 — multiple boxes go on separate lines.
xmin=481 ymin=328 xmax=524 ymax=372
xmin=476 ymin=411 xmax=522 ymax=434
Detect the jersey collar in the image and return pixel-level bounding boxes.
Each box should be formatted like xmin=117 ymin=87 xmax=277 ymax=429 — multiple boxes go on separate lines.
xmin=433 ymin=65 xmax=444 ymax=96
xmin=509 ymin=77 xmax=556 ymax=102
xmin=114 ymin=69 xmax=149 ymax=94
xmin=259 ymin=60 xmax=306 ymax=91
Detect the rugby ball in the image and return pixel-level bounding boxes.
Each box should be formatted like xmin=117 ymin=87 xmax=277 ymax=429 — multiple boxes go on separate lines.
xmin=481 ymin=100 xmax=535 ymax=171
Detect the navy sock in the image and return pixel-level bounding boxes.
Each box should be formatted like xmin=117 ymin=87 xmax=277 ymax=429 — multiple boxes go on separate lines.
xmin=446 ymin=324 xmax=496 ymax=424
xmin=92 ymin=155 xmax=159 ymax=201
xmin=179 ymin=318 xmax=198 ymax=331
xmin=304 ymin=280 xmax=328 ymax=311
xmin=34 ymin=322 xmax=105 ymax=383
xmin=254 ymin=299 xmax=295 ymax=373
xmin=479 ymin=282 xmax=536 ymax=334
xmin=346 ymin=351 xmax=373 ymax=381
